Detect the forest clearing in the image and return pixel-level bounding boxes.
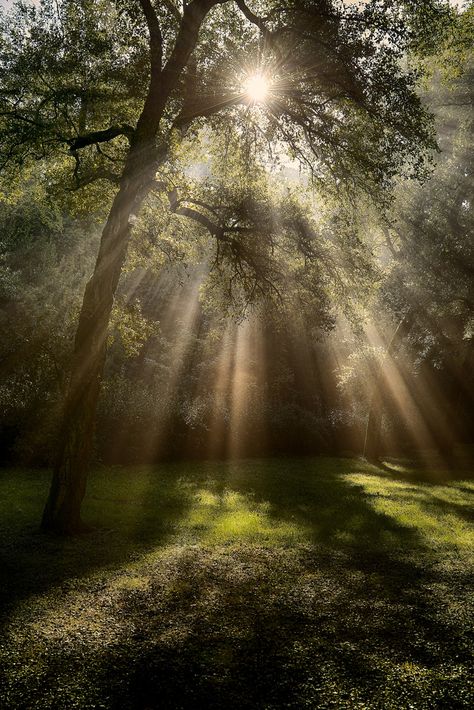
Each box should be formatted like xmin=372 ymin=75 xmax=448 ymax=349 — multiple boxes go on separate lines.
xmin=1 ymin=457 xmax=473 ymax=708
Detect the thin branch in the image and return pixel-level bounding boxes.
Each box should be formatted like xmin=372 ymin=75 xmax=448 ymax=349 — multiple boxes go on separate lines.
xmin=235 ymin=0 xmax=272 ymax=40
xmin=69 ymin=168 xmax=122 ymax=190
xmin=234 ymin=0 xmax=284 ymax=62
xmin=181 ymin=197 xmax=223 ymax=220
xmin=95 ymin=143 xmax=121 ymax=163
xmin=163 ymin=0 xmax=183 ymax=22
xmin=175 ymin=204 xmax=224 ymax=236
xmin=150 ymin=181 xmax=283 ymax=302
xmin=173 ymin=92 xmax=242 ymax=128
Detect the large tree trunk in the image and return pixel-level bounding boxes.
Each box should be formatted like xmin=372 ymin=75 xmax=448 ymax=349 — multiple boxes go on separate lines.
xmin=363 ymin=311 xmax=415 ymax=462
xmin=41 ymin=147 xmax=159 ymax=534
xmin=39 ymin=0 xmax=237 ymax=534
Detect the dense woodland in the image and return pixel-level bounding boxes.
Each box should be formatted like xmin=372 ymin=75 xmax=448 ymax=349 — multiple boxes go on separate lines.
xmin=0 ymin=1 xmax=472 ymax=530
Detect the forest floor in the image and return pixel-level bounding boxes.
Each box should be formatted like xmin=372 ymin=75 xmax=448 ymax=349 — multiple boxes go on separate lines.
xmin=0 ymin=457 xmax=473 ymax=709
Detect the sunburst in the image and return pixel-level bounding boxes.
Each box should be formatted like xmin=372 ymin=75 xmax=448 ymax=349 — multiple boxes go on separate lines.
xmin=244 ymin=72 xmax=271 ymax=103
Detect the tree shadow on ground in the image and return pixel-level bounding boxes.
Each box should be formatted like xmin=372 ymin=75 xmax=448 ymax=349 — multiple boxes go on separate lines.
xmin=379 ymin=456 xmax=474 ymax=483
xmin=114 ymin=460 xmax=473 ymax=707
xmin=3 ymin=457 xmax=471 ymax=708
xmin=1 ymin=460 xmax=474 ymax=710
xmin=0 ymin=464 xmax=196 ymax=623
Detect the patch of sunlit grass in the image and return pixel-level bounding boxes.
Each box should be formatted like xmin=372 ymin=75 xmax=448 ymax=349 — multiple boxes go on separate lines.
xmin=183 ymin=488 xmax=308 ymax=545
xmin=110 ymin=574 xmax=150 ymax=592
xmin=347 ymin=472 xmax=474 ymax=549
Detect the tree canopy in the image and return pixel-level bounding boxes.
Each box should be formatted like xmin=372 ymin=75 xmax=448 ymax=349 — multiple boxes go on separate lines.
xmin=1 ymin=0 xmax=451 ymax=191
xmin=0 ymin=0 xmax=467 ymax=533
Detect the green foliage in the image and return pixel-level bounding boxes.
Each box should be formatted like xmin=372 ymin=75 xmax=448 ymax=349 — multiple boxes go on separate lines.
xmin=334 ymin=44 xmax=474 ymax=456
xmin=0 ymin=0 xmax=453 ymax=198
xmin=109 ymin=298 xmax=159 ymax=357
xmin=0 ymin=180 xmax=99 ymax=461
xmin=0 ymin=1 xmax=471 ymax=466
xmin=383 ymin=58 xmax=473 ymax=347
xmin=417 ymin=4 xmax=474 ymax=80
xmin=191 ymin=0 xmax=449 ymax=200
xmin=0 ymin=0 xmax=145 ymax=176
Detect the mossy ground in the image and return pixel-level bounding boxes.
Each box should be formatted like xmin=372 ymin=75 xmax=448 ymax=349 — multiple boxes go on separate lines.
xmin=1 ymin=457 xmax=473 ymax=709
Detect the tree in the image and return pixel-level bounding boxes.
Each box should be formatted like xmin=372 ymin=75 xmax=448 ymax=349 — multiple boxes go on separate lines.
xmin=378 ymin=58 xmax=474 ymax=460
xmin=0 ymin=182 xmax=96 ymax=464
xmin=350 ymin=25 xmax=474 ymax=462
xmin=0 ymin=0 xmax=451 ymax=533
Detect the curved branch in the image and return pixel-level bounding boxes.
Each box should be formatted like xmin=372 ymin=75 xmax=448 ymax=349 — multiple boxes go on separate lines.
xmin=235 ymin=0 xmax=282 ymax=61
xmin=70 ymin=169 xmax=122 ymax=190
xmin=174 ymin=204 xmax=224 ymax=236
xmin=235 ymin=0 xmax=271 ymax=38
xmin=166 ymin=187 xmax=224 ymax=236
xmin=68 ymin=125 xmax=134 ymax=152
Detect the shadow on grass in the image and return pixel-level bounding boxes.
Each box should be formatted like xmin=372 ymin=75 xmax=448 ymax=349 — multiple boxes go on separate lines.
xmin=379 ymin=456 xmax=474 ymax=483
xmin=101 ymin=459 xmax=473 ymax=708
xmin=0 ymin=464 xmax=195 ymax=622
xmin=1 ymin=457 xmax=473 ymax=708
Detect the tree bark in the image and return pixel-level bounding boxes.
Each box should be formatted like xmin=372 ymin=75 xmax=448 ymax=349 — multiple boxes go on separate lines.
xmin=363 ymin=311 xmax=415 ymax=462
xmin=41 ymin=146 xmax=160 ymax=533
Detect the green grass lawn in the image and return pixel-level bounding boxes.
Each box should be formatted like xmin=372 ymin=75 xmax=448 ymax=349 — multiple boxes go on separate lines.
xmin=1 ymin=457 xmax=473 ymax=709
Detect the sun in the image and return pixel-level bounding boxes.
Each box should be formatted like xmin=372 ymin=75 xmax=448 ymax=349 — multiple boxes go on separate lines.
xmin=244 ymin=73 xmax=270 ymax=103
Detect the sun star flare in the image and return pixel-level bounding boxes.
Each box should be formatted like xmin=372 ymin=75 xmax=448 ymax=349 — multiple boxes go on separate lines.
xmin=244 ymin=72 xmax=270 ymax=103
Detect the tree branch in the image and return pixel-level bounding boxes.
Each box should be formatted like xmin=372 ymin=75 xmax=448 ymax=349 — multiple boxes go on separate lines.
xmin=166 ymin=187 xmax=224 ymax=236
xmin=173 ymin=92 xmax=242 ymax=128
xmin=235 ymin=0 xmax=271 ymax=37
xmin=70 ymin=168 xmax=122 ymax=190
xmin=175 ymin=204 xmax=224 ymax=235
xmin=162 ymin=0 xmax=229 ymax=87
xmin=137 ymin=0 xmax=163 ymax=71
xmin=150 ymin=181 xmax=284 ymax=302
xmin=163 ymin=0 xmax=183 ymax=22
xmin=135 ymin=0 xmax=228 ymax=142
xmin=68 ymin=125 xmax=134 ymax=152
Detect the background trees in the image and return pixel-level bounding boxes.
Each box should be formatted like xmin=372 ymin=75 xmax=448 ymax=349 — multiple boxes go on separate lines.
xmin=339 ymin=34 xmax=474 ymax=463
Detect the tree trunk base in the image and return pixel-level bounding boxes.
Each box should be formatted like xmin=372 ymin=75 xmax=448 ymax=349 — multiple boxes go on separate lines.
xmin=40 ymin=507 xmax=94 ymax=536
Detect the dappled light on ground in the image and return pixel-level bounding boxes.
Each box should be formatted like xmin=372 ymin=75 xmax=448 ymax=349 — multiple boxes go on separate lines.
xmin=182 ymin=488 xmax=308 ymax=544
xmin=348 ymin=471 xmax=474 ymax=549
xmin=1 ymin=458 xmax=473 ymax=708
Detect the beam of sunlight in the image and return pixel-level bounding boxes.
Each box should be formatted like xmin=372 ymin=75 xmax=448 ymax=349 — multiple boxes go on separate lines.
xmin=207 ymin=323 xmax=237 ymax=459
xmin=145 ymin=268 xmax=206 ymax=460
xmin=227 ymin=320 xmax=252 ymax=459
xmin=362 ymin=321 xmax=450 ymax=465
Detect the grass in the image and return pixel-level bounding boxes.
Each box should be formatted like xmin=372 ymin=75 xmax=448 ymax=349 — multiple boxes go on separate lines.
xmin=0 ymin=457 xmax=473 ymax=709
